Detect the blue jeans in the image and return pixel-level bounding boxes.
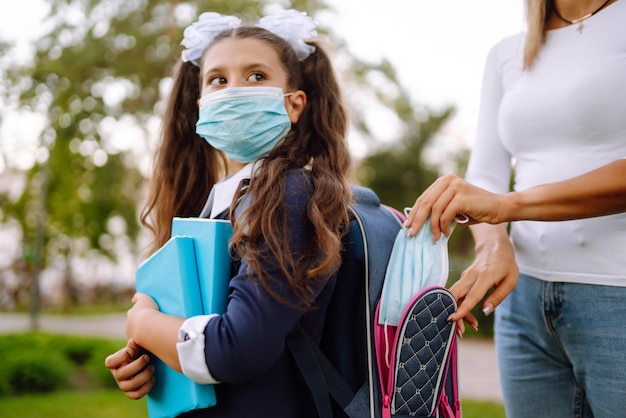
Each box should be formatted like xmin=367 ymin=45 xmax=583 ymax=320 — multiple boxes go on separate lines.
xmin=495 ymin=274 xmax=626 ymax=418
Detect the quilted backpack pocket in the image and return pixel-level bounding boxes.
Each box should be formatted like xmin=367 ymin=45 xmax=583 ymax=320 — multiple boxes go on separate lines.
xmin=377 ymin=286 xmax=458 ymax=418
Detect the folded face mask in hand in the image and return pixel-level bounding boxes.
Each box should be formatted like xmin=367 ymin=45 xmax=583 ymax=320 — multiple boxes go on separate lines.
xmin=378 ymin=216 xmax=455 ymax=327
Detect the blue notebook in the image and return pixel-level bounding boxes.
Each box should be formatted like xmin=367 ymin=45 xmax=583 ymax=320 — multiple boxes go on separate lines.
xmin=135 ymin=218 xmax=233 ymax=418
xmin=171 ymin=217 xmax=233 ymax=315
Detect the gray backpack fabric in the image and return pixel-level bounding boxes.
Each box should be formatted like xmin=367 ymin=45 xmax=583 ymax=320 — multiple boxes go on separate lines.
xmin=287 ymin=185 xmax=404 ymax=417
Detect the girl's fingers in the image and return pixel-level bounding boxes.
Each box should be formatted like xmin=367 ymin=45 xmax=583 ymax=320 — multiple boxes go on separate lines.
xmin=104 ymin=347 xmax=134 ymax=369
xmin=120 ymin=368 xmax=156 ymax=400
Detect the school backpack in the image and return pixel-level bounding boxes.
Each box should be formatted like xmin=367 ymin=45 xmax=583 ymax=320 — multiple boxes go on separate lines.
xmin=287 ymin=185 xmax=461 ymax=418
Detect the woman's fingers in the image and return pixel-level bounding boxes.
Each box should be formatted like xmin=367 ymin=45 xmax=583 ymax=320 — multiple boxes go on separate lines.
xmin=453 ymin=280 xmax=492 ymax=321
xmin=455 ymin=319 xmax=466 ymax=338
xmin=447 ymin=259 xmax=516 ymax=323
xmin=406 ymin=174 xmax=470 ymax=238
xmin=481 ymin=269 xmax=518 ymax=316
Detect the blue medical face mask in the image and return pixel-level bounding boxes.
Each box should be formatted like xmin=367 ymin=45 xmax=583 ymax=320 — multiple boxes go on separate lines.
xmin=378 ymin=216 xmax=457 ymax=327
xmin=196 ymin=86 xmax=293 ymax=163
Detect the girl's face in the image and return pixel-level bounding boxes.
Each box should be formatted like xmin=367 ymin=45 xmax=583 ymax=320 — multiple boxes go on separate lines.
xmin=200 ymin=37 xmax=306 ymax=124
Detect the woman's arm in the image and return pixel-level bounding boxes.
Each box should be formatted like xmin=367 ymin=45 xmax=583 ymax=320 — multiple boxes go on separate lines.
xmin=503 ymin=158 xmax=626 ymax=222
xmin=405 ymin=159 xmax=626 ymax=330
xmin=405 ymin=159 xmax=626 ymax=239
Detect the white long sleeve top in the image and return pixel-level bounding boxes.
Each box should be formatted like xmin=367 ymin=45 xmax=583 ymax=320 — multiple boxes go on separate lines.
xmin=465 ymin=0 xmax=626 ymax=286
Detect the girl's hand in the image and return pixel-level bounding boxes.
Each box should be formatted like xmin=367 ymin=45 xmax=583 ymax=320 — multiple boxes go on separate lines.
xmin=130 ymin=292 xmax=159 ymax=310
xmin=124 ymin=292 xmax=184 ymax=372
xmin=126 ymin=292 xmax=159 ymax=341
xmin=104 ymin=339 xmax=155 ymax=400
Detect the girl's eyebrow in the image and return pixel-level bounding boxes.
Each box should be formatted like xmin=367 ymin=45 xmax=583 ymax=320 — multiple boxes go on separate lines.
xmin=242 ymin=62 xmax=273 ymax=72
xmin=203 ymin=62 xmax=274 ymax=77
xmin=202 ymin=65 xmax=222 ymax=78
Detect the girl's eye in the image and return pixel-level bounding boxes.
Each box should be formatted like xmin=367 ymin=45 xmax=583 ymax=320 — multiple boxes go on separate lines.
xmin=209 ymin=76 xmax=226 ymax=86
xmin=247 ymin=72 xmax=266 ymax=82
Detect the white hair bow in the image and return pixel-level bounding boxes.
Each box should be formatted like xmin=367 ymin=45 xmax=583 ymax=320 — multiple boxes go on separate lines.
xmin=180 ymin=9 xmax=318 ymax=67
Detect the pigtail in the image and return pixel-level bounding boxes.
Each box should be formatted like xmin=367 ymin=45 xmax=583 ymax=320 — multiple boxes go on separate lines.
xmin=295 ymin=40 xmax=353 ymax=271
xmin=297 ymin=41 xmax=352 ymax=176
xmin=141 ymin=60 xmax=227 ymax=255
xmin=231 ymin=34 xmax=352 ymax=309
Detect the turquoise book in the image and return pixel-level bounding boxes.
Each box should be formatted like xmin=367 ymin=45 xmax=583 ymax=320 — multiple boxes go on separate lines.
xmin=171 ymin=217 xmax=233 ymax=315
xmin=135 ymin=218 xmax=233 ymax=418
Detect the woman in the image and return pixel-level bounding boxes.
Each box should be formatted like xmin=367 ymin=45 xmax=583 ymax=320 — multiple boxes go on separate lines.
xmin=405 ymin=1 xmax=626 ymax=416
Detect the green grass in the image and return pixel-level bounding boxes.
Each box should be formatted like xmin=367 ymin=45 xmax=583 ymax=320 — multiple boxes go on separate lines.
xmin=0 ymin=389 xmax=147 ymax=418
xmin=0 ymin=334 xmax=505 ymax=417
xmin=462 ymin=398 xmax=506 ymax=418
xmin=0 ymin=389 xmax=505 ymax=418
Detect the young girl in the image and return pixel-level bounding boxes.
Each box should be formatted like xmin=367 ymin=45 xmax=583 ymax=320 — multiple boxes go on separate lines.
xmin=105 ymin=9 xmax=352 ymax=417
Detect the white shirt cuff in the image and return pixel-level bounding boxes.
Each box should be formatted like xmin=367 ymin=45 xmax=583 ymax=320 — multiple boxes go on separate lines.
xmin=176 ymin=314 xmax=220 ymax=384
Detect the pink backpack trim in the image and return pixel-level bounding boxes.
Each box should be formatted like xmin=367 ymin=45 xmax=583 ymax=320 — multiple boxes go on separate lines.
xmin=375 ymin=286 xmax=461 ymax=418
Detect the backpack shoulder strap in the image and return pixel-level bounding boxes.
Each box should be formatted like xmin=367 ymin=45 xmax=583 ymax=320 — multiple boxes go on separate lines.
xmin=349 ymin=185 xmax=404 ymax=315
xmin=286 ymin=325 xmax=354 ymax=418
xmin=288 ymin=185 xmax=403 ymax=418
xmin=347 ymin=186 xmax=403 ymax=417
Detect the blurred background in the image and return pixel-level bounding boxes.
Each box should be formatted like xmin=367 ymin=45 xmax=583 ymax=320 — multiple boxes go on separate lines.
xmin=0 ymin=1 xmax=521 ymax=415
xmin=0 ymin=0 xmax=523 ymax=320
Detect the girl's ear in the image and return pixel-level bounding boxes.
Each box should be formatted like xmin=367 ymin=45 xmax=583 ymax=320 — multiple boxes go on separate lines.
xmin=285 ymin=90 xmax=307 ymax=124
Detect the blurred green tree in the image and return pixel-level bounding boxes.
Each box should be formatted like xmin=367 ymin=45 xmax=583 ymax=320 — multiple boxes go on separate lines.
xmin=0 ymin=0 xmax=473 ymax=320
xmin=0 ymin=0 xmax=273 ymax=315
xmin=352 ymin=59 xmax=475 ymax=286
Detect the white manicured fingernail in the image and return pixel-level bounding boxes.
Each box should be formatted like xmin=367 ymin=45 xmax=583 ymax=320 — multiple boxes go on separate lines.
xmin=482 ymin=303 xmax=494 ymax=316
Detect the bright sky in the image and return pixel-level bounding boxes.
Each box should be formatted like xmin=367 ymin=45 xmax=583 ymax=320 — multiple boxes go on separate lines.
xmin=0 ymin=0 xmax=526 ymax=166
xmin=325 ymin=0 xmax=525 ymax=149
xmin=0 ymin=0 xmax=526 ymax=287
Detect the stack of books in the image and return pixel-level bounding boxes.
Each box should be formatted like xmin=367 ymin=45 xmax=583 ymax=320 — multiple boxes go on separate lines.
xmin=135 ymin=218 xmax=233 ymax=418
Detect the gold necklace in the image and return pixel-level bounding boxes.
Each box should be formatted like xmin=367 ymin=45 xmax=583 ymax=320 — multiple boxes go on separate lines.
xmin=553 ymin=0 xmax=613 ymax=33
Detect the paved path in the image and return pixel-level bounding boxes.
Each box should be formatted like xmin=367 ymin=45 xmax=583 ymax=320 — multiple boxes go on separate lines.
xmin=0 ymin=313 xmax=503 ymax=402
xmin=0 ymin=312 xmax=127 ymax=339
xmin=457 ymin=337 xmax=502 ymax=402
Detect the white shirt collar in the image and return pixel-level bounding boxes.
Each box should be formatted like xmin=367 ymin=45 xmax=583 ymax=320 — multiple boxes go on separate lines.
xmin=200 ymin=163 xmax=255 ymax=219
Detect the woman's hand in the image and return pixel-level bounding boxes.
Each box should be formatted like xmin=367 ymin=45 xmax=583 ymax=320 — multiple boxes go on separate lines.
xmin=448 ymin=224 xmax=518 ymax=334
xmin=104 ymin=339 xmax=154 ymax=400
xmin=405 ymin=173 xmax=507 ymax=240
